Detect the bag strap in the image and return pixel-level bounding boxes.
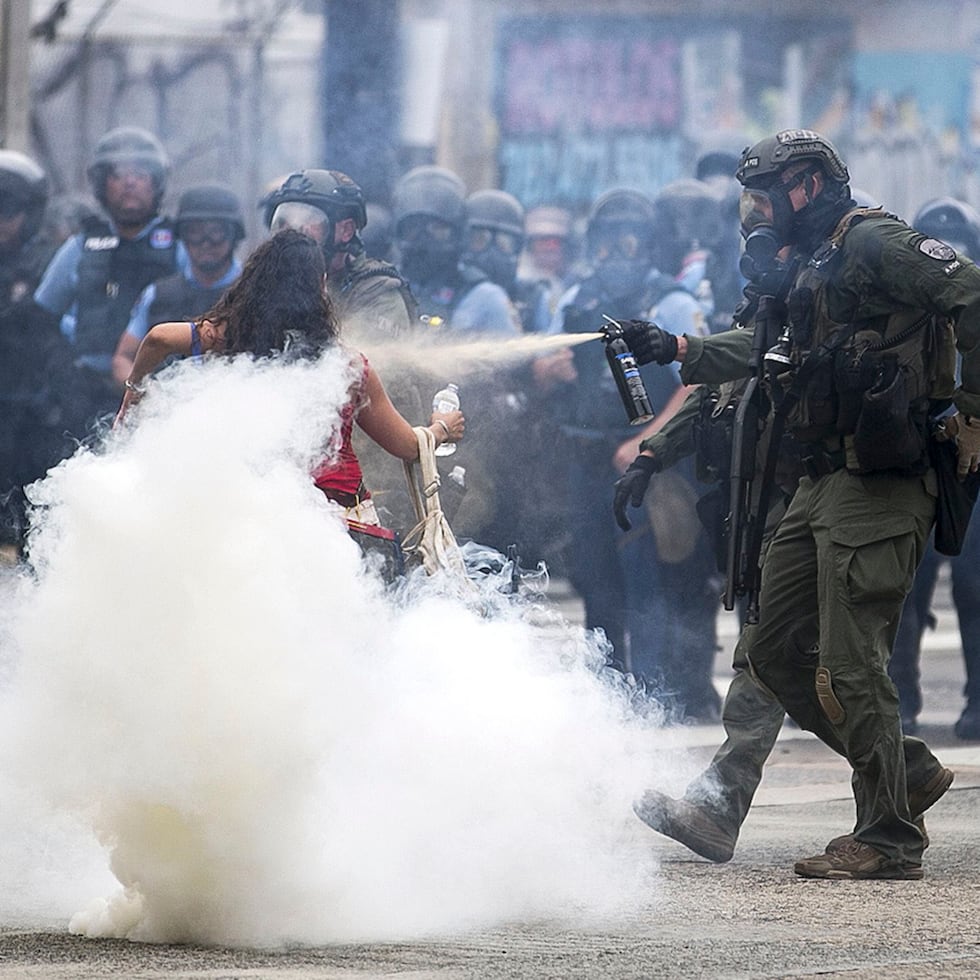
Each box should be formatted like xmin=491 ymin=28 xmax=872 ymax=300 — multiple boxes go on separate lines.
xmin=402 ymin=426 xmax=471 ymax=583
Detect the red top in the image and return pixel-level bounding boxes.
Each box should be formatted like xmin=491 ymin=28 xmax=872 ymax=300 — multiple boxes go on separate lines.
xmin=311 ymin=354 xmax=370 ymax=500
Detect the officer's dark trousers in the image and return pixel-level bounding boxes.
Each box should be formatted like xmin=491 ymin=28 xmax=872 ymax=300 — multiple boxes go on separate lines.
xmin=748 ymin=468 xmax=940 ymax=865
xmin=565 ymin=443 xmax=627 ymax=667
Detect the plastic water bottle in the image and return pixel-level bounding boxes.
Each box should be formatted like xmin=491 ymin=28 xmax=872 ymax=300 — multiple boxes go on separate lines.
xmin=432 ymin=383 xmax=460 ymax=457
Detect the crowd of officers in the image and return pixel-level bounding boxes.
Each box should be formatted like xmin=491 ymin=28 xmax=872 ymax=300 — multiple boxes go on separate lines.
xmin=3 ymin=127 xmax=980 ymax=879
xmin=0 ymin=124 xmax=745 ymax=725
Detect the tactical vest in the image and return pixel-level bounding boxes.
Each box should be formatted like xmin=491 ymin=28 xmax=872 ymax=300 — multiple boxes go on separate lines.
xmin=74 ymin=216 xmax=177 ymax=359
xmin=147 ymin=272 xmax=227 ymax=327
xmin=783 ymin=208 xmax=956 ymax=462
xmin=339 ymin=254 xmax=418 ymax=324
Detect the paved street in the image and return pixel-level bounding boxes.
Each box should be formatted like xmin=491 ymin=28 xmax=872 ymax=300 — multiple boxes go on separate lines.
xmin=2 ymin=575 xmax=979 ymax=979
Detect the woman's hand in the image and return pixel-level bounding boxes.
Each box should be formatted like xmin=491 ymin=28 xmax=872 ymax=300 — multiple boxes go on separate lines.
xmin=112 ymin=380 xmax=145 ymax=429
xmin=430 ymin=409 xmax=465 ymax=446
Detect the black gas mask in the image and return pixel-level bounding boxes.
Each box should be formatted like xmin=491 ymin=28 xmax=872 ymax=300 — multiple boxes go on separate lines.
xmin=396 ymin=214 xmax=461 ymax=284
xmin=589 ymin=222 xmax=652 ymax=300
xmin=738 ymin=164 xmax=824 ymax=275
xmin=464 ymin=225 xmax=522 ymax=291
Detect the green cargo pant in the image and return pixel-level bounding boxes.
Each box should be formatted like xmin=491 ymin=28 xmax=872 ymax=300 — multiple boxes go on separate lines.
xmin=747 ymin=467 xmax=938 ymax=864
xmin=687 ymin=617 xmax=948 ymax=841
xmin=684 ymin=625 xmax=785 ymax=834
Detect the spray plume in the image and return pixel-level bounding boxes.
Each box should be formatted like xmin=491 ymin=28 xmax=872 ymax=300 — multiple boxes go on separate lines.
xmin=360 ymin=330 xmax=603 ymax=381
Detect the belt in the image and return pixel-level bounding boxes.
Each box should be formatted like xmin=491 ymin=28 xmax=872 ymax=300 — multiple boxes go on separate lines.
xmin=321 ymin=481 xmax=368 ymax=508
xmin=800 ymin=444 xmax=846 ymax=480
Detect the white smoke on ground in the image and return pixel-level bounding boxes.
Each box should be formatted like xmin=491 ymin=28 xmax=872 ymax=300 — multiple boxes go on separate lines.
xmin=0 ymin=348 xmax=674 ymax=947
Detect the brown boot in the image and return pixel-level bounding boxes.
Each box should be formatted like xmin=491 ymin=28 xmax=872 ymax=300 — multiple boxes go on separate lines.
xmin=794 ymin=839 xmax=923 ymax=880
xmin=908 ymin=767 xmax=954 ymax=817
xmin=633 ymin=790 xmax=737 ymax=863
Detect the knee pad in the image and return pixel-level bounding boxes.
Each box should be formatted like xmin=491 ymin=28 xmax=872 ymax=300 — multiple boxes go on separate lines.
xmin=815 ymin=666 xmax=846 ymax=725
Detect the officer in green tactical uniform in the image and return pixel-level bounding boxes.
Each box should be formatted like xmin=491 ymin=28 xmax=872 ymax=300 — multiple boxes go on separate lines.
xmin=264 ymin=169 xmax=416 ymax=343
xmin=617 ymin=129 xmax=980 ymax=880
xmin=616 ymin=340 xmax=937 ymax=866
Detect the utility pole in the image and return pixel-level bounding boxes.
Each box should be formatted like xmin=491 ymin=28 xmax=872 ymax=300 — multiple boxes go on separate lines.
xmin=0 ymin=0 xmax=32 ymax=149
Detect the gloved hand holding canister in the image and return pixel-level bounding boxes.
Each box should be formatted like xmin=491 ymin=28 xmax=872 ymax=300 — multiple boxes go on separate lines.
xmin=938 ymin=413 xmax=980 ymax=479
xmin=613 ymin=453 xmax=660 ymax=531
xmin=614 ymin=319 xmax=679 ymax=366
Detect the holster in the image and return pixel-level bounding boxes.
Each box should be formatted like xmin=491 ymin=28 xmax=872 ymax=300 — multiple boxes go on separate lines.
xmin=929 ymin=431 xmax=980 ymax=556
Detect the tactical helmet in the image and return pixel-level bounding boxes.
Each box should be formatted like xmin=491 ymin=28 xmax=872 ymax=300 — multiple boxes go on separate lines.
xmin=586 ymin=189 xmax=657 ymax=297
xmin=463 ymin=190 xmax=526 ymax=290
xmin=176 ymin=184 xmax=245 ymax=242
xmin=87 ymin=126 xmax=169 ymax=208
xmin=586 ymin=188 xmax=656 ymax=249
xmin=735 ymin=129 xmax=849 ymax=187
xmin=392 ymin=165 xmax=466 ymax=229
xmin=0 ymin=149 xmax=48 ymax=242
xmin=262 ymin=168 xmax=367 ymax=230
xmin=913 ymin=197 xmax=980 ymax=261
xmin=588 ymin=188 xmax=655 ymax=227
xmin=465 ymin=189 xmax=525 ymax=239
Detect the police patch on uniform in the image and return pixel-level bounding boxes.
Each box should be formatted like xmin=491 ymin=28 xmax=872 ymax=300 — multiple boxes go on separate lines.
xmin=84 ymin=235 xmax=119 ymax=251
xmin=150 ymin=228 xmax=174 ymax=249
xmin=919 ymin=238 xmax=956 ymax=261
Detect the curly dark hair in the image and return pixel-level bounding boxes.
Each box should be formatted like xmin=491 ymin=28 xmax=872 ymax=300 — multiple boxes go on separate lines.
xmin=202 ymin=228 xmax=339 ymax=356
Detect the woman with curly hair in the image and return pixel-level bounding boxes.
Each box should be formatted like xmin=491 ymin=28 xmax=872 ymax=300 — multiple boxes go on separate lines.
xmin=115 ymin=228 xmax=464 ymax=524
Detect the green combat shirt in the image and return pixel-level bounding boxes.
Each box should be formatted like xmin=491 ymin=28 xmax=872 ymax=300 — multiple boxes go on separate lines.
xmin=678 ymin=213 xmax=980 ymax=419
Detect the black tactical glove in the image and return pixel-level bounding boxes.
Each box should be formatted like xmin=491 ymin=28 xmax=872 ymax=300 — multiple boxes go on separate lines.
xmin=613 ymin=454 xmax=659 ymax=531
xmin=617 ymin=319 xmax=679 ymax=366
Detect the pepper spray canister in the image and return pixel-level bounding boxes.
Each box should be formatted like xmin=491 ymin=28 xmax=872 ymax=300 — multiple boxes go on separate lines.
xmin=601 ymin=319 xmax=655 ymax=425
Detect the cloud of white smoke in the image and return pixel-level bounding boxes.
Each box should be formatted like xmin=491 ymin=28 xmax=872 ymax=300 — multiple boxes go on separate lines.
xmin=0 ymin=348 xmax=666 ymax=946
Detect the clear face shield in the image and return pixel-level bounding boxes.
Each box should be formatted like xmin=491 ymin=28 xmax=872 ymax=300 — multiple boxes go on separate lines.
xmin=269 ymin=201 xmax=332 ymax=247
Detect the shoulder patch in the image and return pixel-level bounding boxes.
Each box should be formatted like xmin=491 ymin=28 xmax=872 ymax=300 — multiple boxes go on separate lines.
xmin=150 ymin=228 xmax=174 ymax=249
xmin=918 ymin=238 xmax=956 ymax=261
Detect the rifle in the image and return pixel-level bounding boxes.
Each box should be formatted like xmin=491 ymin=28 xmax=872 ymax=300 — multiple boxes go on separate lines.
xmin=723 ymin=259 xmax=800 ymax=623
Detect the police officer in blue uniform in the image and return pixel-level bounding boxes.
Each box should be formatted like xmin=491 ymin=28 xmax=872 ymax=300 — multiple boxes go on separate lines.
xmin=34 ymin=126 xmax=177 ymax=432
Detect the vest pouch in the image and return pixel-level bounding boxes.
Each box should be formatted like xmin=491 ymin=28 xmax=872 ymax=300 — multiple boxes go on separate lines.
xmin=851 ymin=357 xmax=926 ymax=474
xmin=693 ymin=394 xmax=736 ymax=484
xmin=788 ymin=355 xmax=839 ymax=442
xmin=833 ymin=332 xmax=881 ymax=434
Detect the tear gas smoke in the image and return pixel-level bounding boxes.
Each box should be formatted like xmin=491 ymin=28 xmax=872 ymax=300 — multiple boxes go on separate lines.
xmin=0 ymin=349 xmax=678 ymax=947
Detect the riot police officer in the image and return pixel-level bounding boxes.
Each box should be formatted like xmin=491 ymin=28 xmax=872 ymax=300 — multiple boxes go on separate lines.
xmin=890 ymin=196 xmax=980 ymax=740
xmin=620 ymin=129 xmax=979 ymax=880
xmin=463 ymin=189 xmax=550 ymax=333
xmin=265 ymin=168 xmax=416 ymax=344
xmin=112 ymin=184 xmax=246 ymax=386
xmin=0 ymin=150 xmax=70 ymax=551
xmin=549 ymin=188 xmax=715 ymax=703
xmin=392 ymin=165 xmax=518 ymax=336
xmin=34 ymin=126 xmax=178 ymax=430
